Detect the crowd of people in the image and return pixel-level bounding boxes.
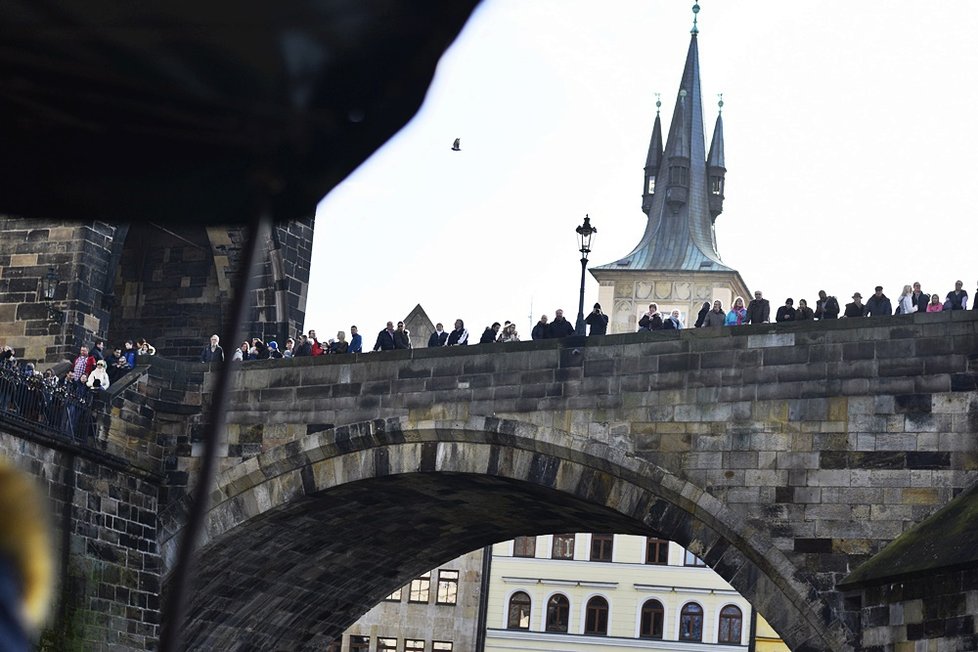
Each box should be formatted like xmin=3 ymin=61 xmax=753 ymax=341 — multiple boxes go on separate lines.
xmin=219 ymin=279 xmax=975 ymax=363
xmin=684 ymin=280 xmax=973 ymax=329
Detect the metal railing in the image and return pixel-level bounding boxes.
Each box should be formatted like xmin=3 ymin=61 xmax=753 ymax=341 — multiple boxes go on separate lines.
xmin=0 ymin=364 xmax=99 ymax=443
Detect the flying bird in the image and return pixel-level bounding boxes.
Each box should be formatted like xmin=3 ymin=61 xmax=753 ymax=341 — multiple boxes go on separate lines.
xmin=451 ymin=138 xmax=460 ymax=151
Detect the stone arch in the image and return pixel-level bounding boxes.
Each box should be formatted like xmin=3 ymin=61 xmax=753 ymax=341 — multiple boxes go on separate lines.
xmin=160 ymin=415 xmax=850 ymax=651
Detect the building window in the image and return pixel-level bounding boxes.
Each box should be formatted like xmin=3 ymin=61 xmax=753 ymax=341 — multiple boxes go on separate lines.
xmin=590 ymin=534 xmax=613 ymax=562
xmin=679 ymin=602 xmax=704 ymax=641
xmin=646 ymin=537 xmax=669 ymax=565
xmin=508 ymin=592 xmax=531 ymax=630
xmin=584 ymin=596 xmax=609 ymax=635
xmin=640 ymin=599 xmax=664 ymax=639
xmin=349 ymin=636 xmax=370 ymax=652
xmin=405 ymin=639 xmax=426 ymax=652
xmin=432 ymin=643 xmax=453 ymax=652
xmin=718 ymin=605 xmax=743 ymax=644
xmin=546 ymin=594 xmax=570 ymax=633
xmin=647 ymin=175 xmax=656 ymax=194
xmin=513 ymin=536 xmax=536 ymax=558
xmin=377 ymin=638 xmax=397 ymax=652
xmin=684 ymin=549 xmax=706 ymax=567
xmin=384 ymin=587 xmax=402 ymax=602
xmin=436 ymin=570 xmax=459 ymax=605
xmin=669 ymin=165 xmax=688 ymax=186
xmin=551 ymin=534 xmax=575 ymax=560
xmin=409 ymin=572 xmax=431 ymax=603
xmin=710 ymin=175 xmax=724 ymax=195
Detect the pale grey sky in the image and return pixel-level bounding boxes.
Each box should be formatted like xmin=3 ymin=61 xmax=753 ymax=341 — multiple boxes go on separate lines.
xmin=308 ymin=1 xmax=978 ymax=341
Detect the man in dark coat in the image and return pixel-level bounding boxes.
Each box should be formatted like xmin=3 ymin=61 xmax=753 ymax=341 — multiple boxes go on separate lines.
xmin=746 ymin=291 xmax=770 ymax=324
xmin=946 ymin=280 xmax=969 ymax=310
xmin=531 ymin=315 xmax=549 ymax=340
xmin=479 ymin=323 xmax=500 ymax=344
xmin=428 ymin=323 xmax=448 ymax=347
xmin=584 ymin=303 xmax=608 ymax=336
xmin=775 ymin=299 xmax=796 ymax=323
xmin=547 ymin=309 xmax=575 ymax=338
xmin=694 ymin=301 xmax=711 ymax=327
xmin=844 ymin=292 xmax=866 ymax=318
xmin=815 ymin=290 xmax=840 ymax=320
xmin=200 ymin=334 xmax=224 ymax=363
xmin=392 ymin=321 xmax=411 ymax=349
xmin=446 ymin=319 xmax=468 ymax=346
xmin=911 ymin=282 xmax=929 ymax=313
xmin=864 ymin=286 xmax=892 ymax=317
xmin=373 ymin=321 xmax=396 ymax=351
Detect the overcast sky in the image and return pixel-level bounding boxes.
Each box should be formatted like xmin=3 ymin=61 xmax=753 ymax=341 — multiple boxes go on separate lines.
xmin=307 ymin=1 xmax=978 ymax=343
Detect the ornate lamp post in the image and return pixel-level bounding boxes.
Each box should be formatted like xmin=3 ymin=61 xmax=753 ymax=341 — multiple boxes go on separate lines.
xmin=574 ymin=215 xmax=596 ymax=336
xmin=41 ymin=267 xmax=64 ymax=323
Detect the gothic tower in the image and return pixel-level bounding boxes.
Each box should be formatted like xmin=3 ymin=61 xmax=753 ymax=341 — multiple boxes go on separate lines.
xmin=591 ymin=4 xmax=749 ymax=333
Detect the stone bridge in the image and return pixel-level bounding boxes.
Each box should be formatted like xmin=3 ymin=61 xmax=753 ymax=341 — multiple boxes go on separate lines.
xmin=160 ymin=312 xmax=978 ymax=651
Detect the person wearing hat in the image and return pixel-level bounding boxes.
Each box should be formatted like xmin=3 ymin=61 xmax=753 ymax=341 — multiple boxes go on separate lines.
xmin=585 ymin=303 xmax=609 ymax=336
xmin=267 ymin=341 xmax=283 ymax=359
xmin=844 ymin=292 xmax=866 ymax=318
xmin=86 ymin=359 xmax=110 ymax=390
xmin=864 ymin=285 xmax=893 ymax=317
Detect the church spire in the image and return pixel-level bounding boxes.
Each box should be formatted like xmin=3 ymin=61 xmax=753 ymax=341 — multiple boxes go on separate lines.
xmin=642 ymin=95 xmax=663 ymax=214
xmin=707 ymin=95 xmax=725 ymax=221
xmin=595 ymin=2 xmax=732 ymax=273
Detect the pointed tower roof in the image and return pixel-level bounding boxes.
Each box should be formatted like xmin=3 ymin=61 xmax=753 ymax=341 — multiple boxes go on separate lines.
xmin=595 ymin=9 xmax=733 ymax=274
xmin=708 ymin=101 xmax=725 ymax=169
xmin=644 ymin=101 xmax=664 ymax=172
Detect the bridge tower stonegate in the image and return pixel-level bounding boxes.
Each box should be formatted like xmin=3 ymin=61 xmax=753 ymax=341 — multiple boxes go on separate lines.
xmin=591 ymin=8 xmax=749 ymax=333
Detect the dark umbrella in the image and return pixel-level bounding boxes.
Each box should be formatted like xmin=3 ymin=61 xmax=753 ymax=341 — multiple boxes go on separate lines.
xmin=0 ymin=0 xmax=480 ymax=224
xmin=0 ymin=2 xmax=480 ymax=649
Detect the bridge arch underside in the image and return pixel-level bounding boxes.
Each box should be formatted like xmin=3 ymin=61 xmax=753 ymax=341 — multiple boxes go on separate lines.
xmin=165 ymin=419 xmax=849 ymax=651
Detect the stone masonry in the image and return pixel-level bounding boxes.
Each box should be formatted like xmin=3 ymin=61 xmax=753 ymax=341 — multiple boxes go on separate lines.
xmin=0 ymin=216 xmax=313 ymax=362
xmin=155 ymin=310 xmax=978 ymax=652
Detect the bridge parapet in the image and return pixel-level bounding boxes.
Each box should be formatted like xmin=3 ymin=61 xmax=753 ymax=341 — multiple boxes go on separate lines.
xmin=160 ymin=310 xmax=977 ymax=651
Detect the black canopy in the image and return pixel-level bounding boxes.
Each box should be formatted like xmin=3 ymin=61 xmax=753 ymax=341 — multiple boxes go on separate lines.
xmin=0 ymin=1 xmax=480 ymax=224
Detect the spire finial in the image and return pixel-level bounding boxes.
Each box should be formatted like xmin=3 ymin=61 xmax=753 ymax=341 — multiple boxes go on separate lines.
xmin=691 ymin=3 xmax=700 ymax=34
xmin=655 ymin=92 xmax=661 ymax=114
xmin=717 ymin=93 xmax=723 ymax=113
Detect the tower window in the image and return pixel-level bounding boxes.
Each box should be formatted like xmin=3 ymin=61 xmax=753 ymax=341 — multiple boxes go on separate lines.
xmin=669 ymin=166 xmax=688 ymax=186
xmin=710 ymin=175 xmax=724 ymax=195
xmin=647 ymin=175 xmax=656 ymax=194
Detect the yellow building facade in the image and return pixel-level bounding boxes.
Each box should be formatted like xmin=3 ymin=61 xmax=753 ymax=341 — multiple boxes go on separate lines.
xmin=484 ymin=533 xmax=788 ymax=651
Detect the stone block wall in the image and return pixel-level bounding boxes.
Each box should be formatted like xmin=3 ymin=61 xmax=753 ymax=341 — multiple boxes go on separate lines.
xmin=0 ymin=218 xmax=118 ymax=361
xmin=0 ymin=216 xmax=315 ymax=363
xmin=850 ymin=569 xmax=978 ymax=651
xmin=0 ymin=426 xmax=161 ymax=651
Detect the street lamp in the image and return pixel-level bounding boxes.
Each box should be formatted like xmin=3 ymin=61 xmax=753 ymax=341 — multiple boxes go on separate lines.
xmin=575 ymin=215 xmax=596 ymax=336
xmin=41 ymin=267 xmax=64 ymax=323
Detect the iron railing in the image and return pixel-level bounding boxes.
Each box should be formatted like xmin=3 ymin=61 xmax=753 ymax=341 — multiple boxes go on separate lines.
xmin=0 ymin=364 xmax=98 ymax=443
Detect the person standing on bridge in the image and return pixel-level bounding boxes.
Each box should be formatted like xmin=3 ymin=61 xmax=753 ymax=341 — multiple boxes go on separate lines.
xmin=199 ymin=335 xmax=224 ymax=363
xmin=428 ymin=323 xmax=448 ymax=347
xmin=393 ymin=322 xmax=411 ymax=349
xmin=795 ymin=299 xmax=814 ymax=321
xmin=815 ymin=290 xmax=840 ymax=320
xmin=945 ymin=280 xmax=968 ymax=310
xmin=548 ymin=309 xmax=575 ymax=338
xmin=349 ymin=326 xmax=362 ymax=353
xmin=911 ymin=282 xmax=929 ymax=313
xmin=694 ymin=301 xmax=711 ymax=328
xmin=531 ymin=315 xmax=549 ymax=340
xmin=775 ymin=298 xmax=796 ymax=323
xmin=864 ymin=286 xmax=892 ymax=317
xmin=374 ymin=322 xmax=396 ymax=351
xmin=703 ymin=300 xmax=726 ymax=327
xmin=746 ymin=291 xmax=770 ymax=324
xmin=843 ymin=292 xmax=865 ymax=318
xmin=725 ymin=297 xmax=747 ymax=326
xmin=447 ymin=319 xmax=469 ymax=346
xmin=638 ymin=303 xmax=662 ymax=331
xmin=585 ymin=303 xmax=608 ymax=336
